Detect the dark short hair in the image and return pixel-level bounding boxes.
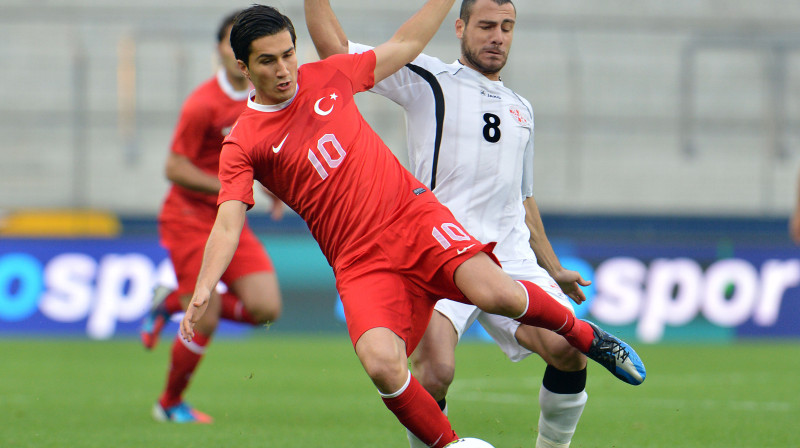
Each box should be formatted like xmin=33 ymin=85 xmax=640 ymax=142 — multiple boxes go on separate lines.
xmin=459 ymin=0 xmax=515 ymax=24
xmin=230 ymin=4 xmax=297 ymax=66
xmin=216 ymin=10 xmax=242 ymax=43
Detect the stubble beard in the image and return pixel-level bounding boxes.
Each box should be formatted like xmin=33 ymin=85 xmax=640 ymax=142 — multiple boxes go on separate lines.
xmin=461 ymin=40 xmax=506 ymax=76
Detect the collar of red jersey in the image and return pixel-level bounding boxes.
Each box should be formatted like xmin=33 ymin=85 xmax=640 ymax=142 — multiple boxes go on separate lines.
xmin=246 ymin=83 xmax=299 ymax=113
xmin=217 ymin=68 xmax=250 ymax=101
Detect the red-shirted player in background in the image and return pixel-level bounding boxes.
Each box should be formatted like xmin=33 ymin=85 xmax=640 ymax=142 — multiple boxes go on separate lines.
xmin=142 ymin=11 xmax=284 ymax=424
xmin=180 ymin=3 xmax=645 ymax=446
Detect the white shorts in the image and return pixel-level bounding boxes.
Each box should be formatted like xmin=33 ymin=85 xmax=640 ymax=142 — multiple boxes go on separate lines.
xmin=434 ymin=258 xmax=574 ymax=362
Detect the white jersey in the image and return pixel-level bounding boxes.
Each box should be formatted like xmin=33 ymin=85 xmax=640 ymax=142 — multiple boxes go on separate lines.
xmin=351 ymin=42 xmax=537 ymax=263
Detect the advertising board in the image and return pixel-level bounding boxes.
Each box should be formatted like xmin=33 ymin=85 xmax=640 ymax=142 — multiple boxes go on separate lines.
xmin=1 ymin=216 xmax=797 ymax=342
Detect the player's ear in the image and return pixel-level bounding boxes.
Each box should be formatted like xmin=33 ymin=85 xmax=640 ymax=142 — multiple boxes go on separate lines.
xmin=237 ymin=60 xmax=249 ymax=79
xmin=455 ymin=18 xmax=465 ymax=39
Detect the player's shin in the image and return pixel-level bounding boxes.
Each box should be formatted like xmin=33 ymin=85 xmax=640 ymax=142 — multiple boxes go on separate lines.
xmin=406 ymin=399 xmax=448 ymax=448
xmin=513 ymin=281 xmax=593 ymax=353
xmin=381 ymin=372 xmax=458 ymax=448
xmin=160 ymin=330 xmax=211 ymax=408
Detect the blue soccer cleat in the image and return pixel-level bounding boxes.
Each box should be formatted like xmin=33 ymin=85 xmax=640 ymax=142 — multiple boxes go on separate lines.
xmin=152 ymin=401 xmax=213 ymax=424
xmin=140 ymin=285 xmax=173 ymax=350
xmin=583 ymin=321 xmax=646 ymax=385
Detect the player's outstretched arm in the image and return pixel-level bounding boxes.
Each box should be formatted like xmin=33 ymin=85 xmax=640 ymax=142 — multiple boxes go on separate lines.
xmin=372 ymin=0 xmax=455 ymax=84
xmin=791 ymin=208 xmax=800 ymax=244
xmin=259 ymin=185 xmax=285 ymax=221
xmin=790 ymin=166 xmax=800 ymax=244
xmin=523 ymin=195 xmax=591 ymax=304
xmin=305 ymin=0 xmax=349 ymax=59
xmin=165 ymin=152 xmax=221 ymax=194
xmin=180 ymin=200 xmax=247 ymax=341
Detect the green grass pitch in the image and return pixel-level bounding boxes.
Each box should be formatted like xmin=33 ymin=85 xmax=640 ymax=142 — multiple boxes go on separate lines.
xmin=1 ymin=335 xmax=798 ymax=447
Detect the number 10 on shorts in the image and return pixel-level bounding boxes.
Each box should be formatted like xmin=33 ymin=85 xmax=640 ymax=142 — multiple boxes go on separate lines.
xmin=432 ymin=223 xmax=470 ymax=249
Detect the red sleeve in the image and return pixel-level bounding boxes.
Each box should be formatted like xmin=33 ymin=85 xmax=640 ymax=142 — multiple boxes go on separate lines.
xmin=170 ymin=95 xmax=211 ymax=158
xmin=217 ymin=141 xmax=255 ymax=210
xmin=323 ymin=51 xmax=376 ymax=94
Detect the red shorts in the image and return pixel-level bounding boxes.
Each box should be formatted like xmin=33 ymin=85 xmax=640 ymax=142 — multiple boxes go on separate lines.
xmin=159 ymin=218 xmax=274 ymax=296
xmin=335 ymin=200 xmax=498 ymax=356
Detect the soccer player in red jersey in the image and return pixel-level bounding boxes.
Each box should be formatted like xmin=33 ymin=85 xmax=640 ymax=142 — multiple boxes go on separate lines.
xmin=146 ymin=11 xmax=283 ymax=424
xmin=180 ymin=3 xmax=645 ymax=446
xmin=305 ymin=1 xmax=647 ymax=447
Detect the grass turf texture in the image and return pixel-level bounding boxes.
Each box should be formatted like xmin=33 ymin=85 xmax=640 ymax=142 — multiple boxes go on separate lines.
xmin=1 ymin=336 xmax=798 ymax=447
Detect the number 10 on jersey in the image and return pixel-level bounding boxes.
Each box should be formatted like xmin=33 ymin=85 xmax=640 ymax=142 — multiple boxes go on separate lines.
xmin=432 ymin=223 xmax=470 ymax=249
xmin=308 ymin=133 xmax=347 ymax=180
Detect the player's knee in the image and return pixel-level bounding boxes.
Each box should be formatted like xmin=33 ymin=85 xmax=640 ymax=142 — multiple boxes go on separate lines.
xmin=195 ymin=310 xmax=221 ymax=334
xmin=247 ymin=298 xmax=282 ymax=323
xmin=413 ymin=359 xmax=454 ymax=401
xmin=362 ymin=355 xmax=408 ymax=391
xmin=234 ymin=274 xmax=282 ymax=323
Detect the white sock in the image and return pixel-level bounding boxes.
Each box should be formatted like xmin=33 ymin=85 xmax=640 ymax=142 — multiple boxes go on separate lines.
xmin=406 ymin=403 xmax=448 ymax=448
xmin=535 ymin=387 xmax=587 ymax=448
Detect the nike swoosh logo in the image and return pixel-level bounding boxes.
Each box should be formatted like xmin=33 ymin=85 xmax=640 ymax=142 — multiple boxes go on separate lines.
xmin=314 ymin=97 xmax=334 ymax=116
xmin=554 ymin=315 xmax=569 ymax=332
xmin=427 ymin=434 xmax=444 ymax=447
xmin=272 ymin=133 xmax=289 ymax=153
xmin=456 ymin=244 xmax=475 ymax=255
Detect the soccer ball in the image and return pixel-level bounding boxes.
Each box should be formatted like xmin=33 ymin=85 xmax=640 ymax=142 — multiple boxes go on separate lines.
xmin=444 ymin=438 xmax=495 ymax=448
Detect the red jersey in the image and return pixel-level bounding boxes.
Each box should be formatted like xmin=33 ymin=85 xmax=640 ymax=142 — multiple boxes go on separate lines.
xmin=219 ymin=52 xmax=431 ymax=268
xmin=159 ymin=70 xmax=250 ymax=224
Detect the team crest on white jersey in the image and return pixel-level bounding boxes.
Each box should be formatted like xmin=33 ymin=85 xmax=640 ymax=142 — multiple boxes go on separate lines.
xmin=508 ymin=108 xmax=531 ymax=126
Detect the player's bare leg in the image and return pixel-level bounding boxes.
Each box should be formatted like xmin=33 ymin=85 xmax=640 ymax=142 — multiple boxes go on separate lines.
xmin=410 ymin=311 xmax=459 ymax=401
xmin=406 ymin=311 xmax=458 ymax=448
xmin=515 ymin=326 xmax=586 ymax=372
xmin=453 ymin=252 xmax=528 ymax=316
xmin=153 ymin=292 xmax=221 ymax=424
xmin=454 ymin=252 xmax=646 ymax=385
xmin=356 ymin=327 xmax=410 ymax=394
xmin=355 ymin=327 xmax=458 ymax=448
xmin=228 ymin=271 xmax=282 ymax=325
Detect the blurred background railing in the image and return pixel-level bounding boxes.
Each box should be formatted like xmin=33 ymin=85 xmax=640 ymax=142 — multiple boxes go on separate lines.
xmin=3 ymin=0 xmax=800 ymax=216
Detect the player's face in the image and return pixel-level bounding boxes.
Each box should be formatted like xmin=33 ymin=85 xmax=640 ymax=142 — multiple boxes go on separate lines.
xmin=456 ymin=0 xmax=516 ymax=80
xmin=219 ymin=25 xmax=246 ymax=83
xmin=239 ymin=30 xmax=298 ymax=105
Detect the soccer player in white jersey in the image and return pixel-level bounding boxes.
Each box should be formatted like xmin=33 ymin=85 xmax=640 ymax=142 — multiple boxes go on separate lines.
xmin=306 ymin=1 xmax=641 ymax=447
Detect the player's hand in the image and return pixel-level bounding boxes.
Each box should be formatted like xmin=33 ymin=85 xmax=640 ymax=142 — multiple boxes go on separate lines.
xmin=180 ymin=288 xmax=211 ymax=341
xmin=790 ymin=210 xmax=800 ymax=245
xmin=260 ymin=185 xmax=285 ymax=221
xmin=551 ymin=269 xmax=591 ymax=305
xmin=269 ymin=200 xmax=285 ymax=221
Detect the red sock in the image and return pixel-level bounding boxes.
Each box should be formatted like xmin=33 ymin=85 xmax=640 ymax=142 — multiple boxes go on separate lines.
xmin=220 ymin=292 xmax=258 ymax=325
xmin=381 ymin=374 xmax=458 ymax=448
xmin=515 ymin=281 xmax=594 ymax=353
xmin=164 ymin=291 xmax=183 ymax=314
xmin=159 ymin=331 xmax=211 ymax=408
